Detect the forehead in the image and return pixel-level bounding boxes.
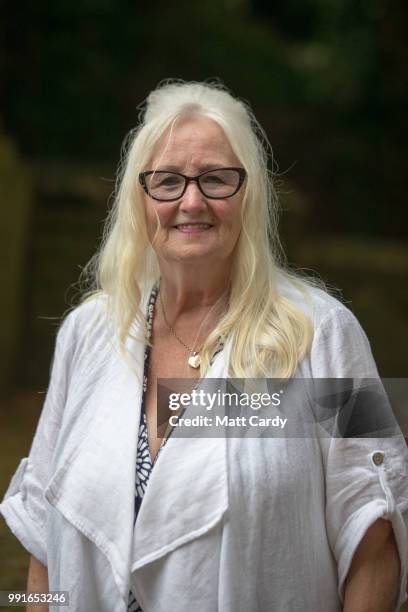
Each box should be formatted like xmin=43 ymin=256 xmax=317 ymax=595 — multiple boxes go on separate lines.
xmin=150 ymin=114 xmax=240 ymax=169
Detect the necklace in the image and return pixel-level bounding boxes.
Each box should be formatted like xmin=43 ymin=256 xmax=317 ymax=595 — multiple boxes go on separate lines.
xmin=159 ymin=288 xmax=228 ymax=369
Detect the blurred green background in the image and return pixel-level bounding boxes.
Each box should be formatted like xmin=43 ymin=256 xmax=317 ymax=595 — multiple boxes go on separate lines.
xmin=1 ymin=0 xmax=407 ymax=608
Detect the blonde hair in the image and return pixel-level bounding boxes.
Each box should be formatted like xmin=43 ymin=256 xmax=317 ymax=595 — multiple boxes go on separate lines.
xmin=77 ymin=79 xmax=319 ymax=378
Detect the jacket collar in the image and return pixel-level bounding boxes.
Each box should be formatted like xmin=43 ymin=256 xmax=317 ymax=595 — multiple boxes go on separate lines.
xmin=44 ymin=307 xmax=231 ymax=602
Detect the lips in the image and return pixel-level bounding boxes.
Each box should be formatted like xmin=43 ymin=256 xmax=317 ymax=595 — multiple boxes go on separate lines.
xmin=175 ymin=223 xmax=213 ymax=230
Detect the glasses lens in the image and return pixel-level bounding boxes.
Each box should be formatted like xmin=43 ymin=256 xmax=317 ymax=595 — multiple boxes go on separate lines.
xmin=146 ymin=172 xmax=185 ymax=200
xmin=199 ymin=169 xmax=241 ymax=198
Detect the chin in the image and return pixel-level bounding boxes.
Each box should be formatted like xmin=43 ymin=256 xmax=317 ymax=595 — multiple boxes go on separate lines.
xmin=165 ymin=245 xmax=222 ymax=263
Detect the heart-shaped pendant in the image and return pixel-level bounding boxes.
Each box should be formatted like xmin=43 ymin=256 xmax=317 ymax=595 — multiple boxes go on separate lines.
xmin=188 ymin=353 xmax=201 ymax=369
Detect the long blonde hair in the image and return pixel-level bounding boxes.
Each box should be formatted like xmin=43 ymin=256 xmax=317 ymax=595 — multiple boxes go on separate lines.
xmin=77 ymin=80 xmax=319 ymax=378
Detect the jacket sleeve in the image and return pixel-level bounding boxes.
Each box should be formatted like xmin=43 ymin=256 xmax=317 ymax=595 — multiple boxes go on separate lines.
xmin=0 ymin=313 xmax=76 ymax=566
xmin=310 ymin=306 xmax=408 ymax=610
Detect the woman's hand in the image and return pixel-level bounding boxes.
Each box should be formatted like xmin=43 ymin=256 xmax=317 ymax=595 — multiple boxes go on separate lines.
xmin=343 ymin=518 xmax=400 ymax=612
xmin=26 ymin=555 xmax=49 ymax=612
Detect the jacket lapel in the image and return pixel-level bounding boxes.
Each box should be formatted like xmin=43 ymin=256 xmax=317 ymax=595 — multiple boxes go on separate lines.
xmin=44 ymin=303 xmax=231 ymax=603
xmin=44 ymin=323 xmax=146 ymax=601
xmin=131 ymin=345 xmax=231 ymax=571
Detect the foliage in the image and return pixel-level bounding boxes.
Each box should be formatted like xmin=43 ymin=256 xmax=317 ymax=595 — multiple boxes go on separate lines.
xmin=1 ymin=0 xmax=407 ymax=236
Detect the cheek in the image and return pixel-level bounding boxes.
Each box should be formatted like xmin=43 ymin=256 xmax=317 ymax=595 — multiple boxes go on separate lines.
xmin=226 ymin=204 xmax=242 ymax=248
xmin=217 ymin=205 xmax=241 ymax=236
xmin=144 ymin=202 xmax=174 ymax=237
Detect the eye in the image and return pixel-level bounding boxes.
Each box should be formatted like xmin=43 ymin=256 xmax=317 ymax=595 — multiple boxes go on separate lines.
xmin=160 ymin=176 xmax=182 ymax=187
xmin=149 ymin=173 xmax=184 ymax=190
xmin=202 ymin=174 xmax=225 ymax=185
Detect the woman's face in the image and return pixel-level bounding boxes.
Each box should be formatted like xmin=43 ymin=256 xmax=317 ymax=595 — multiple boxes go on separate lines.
xmin=142 ymin=115 xmax=245 ymax=269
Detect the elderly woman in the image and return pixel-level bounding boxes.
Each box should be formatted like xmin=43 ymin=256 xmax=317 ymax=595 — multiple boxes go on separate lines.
xmin=1 ymin=81 xmax=407 ymax=612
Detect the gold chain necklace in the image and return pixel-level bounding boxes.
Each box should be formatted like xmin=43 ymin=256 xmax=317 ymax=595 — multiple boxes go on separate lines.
xmin=159 ymin=288 xmax=228 ymax=369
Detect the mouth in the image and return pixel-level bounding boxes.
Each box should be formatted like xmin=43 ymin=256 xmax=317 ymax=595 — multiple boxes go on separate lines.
xmin=174 ymin=223 xmax=214 ymax=234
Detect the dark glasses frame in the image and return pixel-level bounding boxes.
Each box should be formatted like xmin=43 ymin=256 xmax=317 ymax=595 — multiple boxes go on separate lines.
xmin=138 ymin=167 xmax=246 ymax=201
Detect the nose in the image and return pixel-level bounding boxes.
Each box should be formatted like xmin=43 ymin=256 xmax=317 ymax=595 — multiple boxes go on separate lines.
xmin=179 ymin=180 xmax=207 ymax=213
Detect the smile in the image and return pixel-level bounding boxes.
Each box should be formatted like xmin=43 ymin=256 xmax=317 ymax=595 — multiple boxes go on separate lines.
xmin=175 ymin=223 xmax=213 ymax=233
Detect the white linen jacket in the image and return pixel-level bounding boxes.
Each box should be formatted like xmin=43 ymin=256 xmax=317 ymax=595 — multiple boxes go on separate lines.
xmin=1 ymin=280 xmax=408 ymax=612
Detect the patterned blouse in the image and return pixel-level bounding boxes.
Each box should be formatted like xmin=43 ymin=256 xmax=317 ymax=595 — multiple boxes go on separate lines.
xmin=127 ymin=285 xmax=225 ymax=611
xmin=127 ymin=285 xmax=161 ymax=612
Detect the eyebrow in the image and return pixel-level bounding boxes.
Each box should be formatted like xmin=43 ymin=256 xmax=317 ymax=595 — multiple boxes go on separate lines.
xmin=153 ymin=163 xmax=228 ymax=173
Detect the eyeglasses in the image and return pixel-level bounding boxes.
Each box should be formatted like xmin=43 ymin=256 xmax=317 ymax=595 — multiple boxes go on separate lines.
xmin=138 ymin=167 xmax=246 ymax=202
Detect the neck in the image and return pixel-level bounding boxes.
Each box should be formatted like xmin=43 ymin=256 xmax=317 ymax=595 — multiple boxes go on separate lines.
xmin=158 ymin=260 xmax=232 ymax=317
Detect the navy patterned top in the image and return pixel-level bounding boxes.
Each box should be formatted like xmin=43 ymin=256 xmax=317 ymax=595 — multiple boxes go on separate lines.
xmin=127 ymin=285 xmax=225 ymax=611
xmin=127 ymin=285 xmax=162 ymax=612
